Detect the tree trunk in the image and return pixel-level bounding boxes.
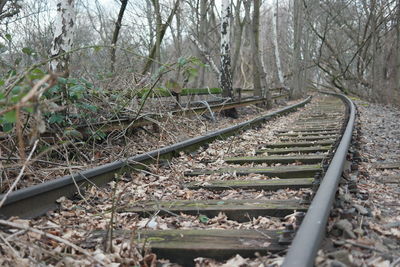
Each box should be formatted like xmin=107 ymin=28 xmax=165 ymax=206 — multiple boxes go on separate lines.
xmin=0 ymin=0 xmax=21 ymax=21
xmin=397 ymin=0 xmax=400 ymax=90
xmin=110 ymin=0 xmax=128 ymax=73
xmin=141 ymin=0 xmax=180 ymax=75
xmin=197 ymin=0 xmax=208 ymax=88
xmin=272 ymin=0 xmax=285 ymax=88
xmin=249 ymin=0 xmax=271 ymax=108
xmin=50 ymin=0 xmax=75 ymax=76
xmin=146 ymin=0 xmax=154 ymax=53
xmin=291 ymin=0 xmax=304 ymax=99
xmin=220 ymin=0 xmax=238 ymax=118
xmin=250 ymin=0 xmax=262 ymax=97
xmin=151 ymin=0 xmax=162 ymax=73
xmin=174 ymin=3 xmax=182 ymax=81
xmin=49 ymin=0 xmax=75 ymax=112
xmin=231 ymin=0 xmax=245 ymax=79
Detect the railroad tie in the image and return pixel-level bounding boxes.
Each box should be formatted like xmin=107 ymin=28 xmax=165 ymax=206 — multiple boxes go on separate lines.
xmin=84 ymin=95 xmax=351 ymax=265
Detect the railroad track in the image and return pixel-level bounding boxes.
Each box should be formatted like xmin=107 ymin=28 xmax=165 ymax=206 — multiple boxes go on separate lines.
xmin=34 ymin=96 xmax=278 ymax=142
xmin=0 ymin=93 xmax=355 ymax=266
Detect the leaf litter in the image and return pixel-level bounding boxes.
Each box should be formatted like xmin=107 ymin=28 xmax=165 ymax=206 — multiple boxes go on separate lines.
xmin=0 ymin=96 xmax=339 ymax=266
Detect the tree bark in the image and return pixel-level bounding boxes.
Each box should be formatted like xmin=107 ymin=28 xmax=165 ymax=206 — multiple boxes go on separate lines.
xmin=397 ymin=0 xmax=400 ymax=90
xmin=0 ymin=0 xmax=21 ymax=21
xmin=231 ymin=0 xmax=245 ymax=79
xmin=197 ymin=0 xmax=208 ymax=88
xmin=110 ymin=0 xmax=128 ymax=73
xmin=49 ymin=0 xmax=75 ymax=76
xmin=272 ymin=0 xmax=285 ymax=88
xmin=151 ymin=0 xmax=162 ymax=72
xmin=189 ymin=35 xmax=220 ymax=77
xmin=249 ymin=0 xmax=271 ymax=108
xmin=141 ymin=0 xmax=180 ymax=75
xmin=291 ymin=0 xmax=304 ymax=99
xmin=251 ymin=0 xmax=262 ymax=98
xmin=220 ymin=0 xmax=237 ymax=118
xmin=49 ymin=0 xmax=75 ymax=113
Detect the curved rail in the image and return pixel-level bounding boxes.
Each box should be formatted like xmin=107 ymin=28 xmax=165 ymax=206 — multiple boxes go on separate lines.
xmin=0 ymin=97 xmax=311 ymax=219
xmin=282 ymin=94 xmax=355 ymax=266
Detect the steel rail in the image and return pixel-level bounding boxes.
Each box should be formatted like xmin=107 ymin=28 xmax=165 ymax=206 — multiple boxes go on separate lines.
xmin=56 ymin=97 xmax=277 ymax=138
xmin=282 ymin=93 xmax=355 ymax=267
xmin=0 ymin=97 xmax=311 ymax=219
xmin=81 ymin=95 xmax=287 ymax=129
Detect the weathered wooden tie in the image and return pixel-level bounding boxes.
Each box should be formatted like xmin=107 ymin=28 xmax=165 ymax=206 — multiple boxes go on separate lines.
xmin=99 ymin=96 xmax=346 ymax=265
xmin=87 ymin=229 xmax=286 ymax=266
xmin=185 ymin=164 xmax=322 ymax=178
xmin=279 ymin=135 xmax=338 ymax=142
xmin=261 ymin=140 xmax=335 ymax=148
xmin=276 ymin=131 xmax=338 ymax=137
xmin=373 ymin=162 xmax=400 ymax=170
xmin=186 ymin=178 xmax=315 ymax=191
xmin=256 ymin=146 xmax=331 ymax=155
xmin=223 ymin=154 xmax=325 ymax=164
xmin=276 ymin=127 xmax=340 ymax=133
xmin=119 ymin=199 xmax=308 ymax=221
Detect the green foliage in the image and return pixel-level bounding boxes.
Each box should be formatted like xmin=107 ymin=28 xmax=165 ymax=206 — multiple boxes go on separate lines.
xmin=198 ymin=214 xmax=209 ymax=224
xmin=4 ymin=33 xmax=12 ymax=41
xmin=44 ymin=77 xmax=101 ymax=125
xmin=48 ymin=113 xmax=64 ymax=124
xmin=22 ymin=47 xmax=34 ymax=56
xmin=3 ymin=110 xmax=16 ymax=123
xmin=0 ymin=65 xmax=102 ymax=134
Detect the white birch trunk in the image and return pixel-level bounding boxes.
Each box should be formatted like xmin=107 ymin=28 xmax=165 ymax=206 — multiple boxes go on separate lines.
xmin=219 ymin=0 xmax=238 ymax=118
xmin=49 ymin=0 xmax=75 ymax=75
xmin=220 ymin=0 xmax=233 ymax=99
xmin=272 ymin=1 xmax=285 ymax=88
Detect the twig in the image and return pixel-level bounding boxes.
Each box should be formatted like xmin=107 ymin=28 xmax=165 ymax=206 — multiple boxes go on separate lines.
xmin=0 ymin=219 xmax=105 ymax=266
xmin=390 ymin=257 xmax=400 ymax=267
xmin=344 ymin=239 xmax=396 ymax=258
xmin=62 ymin=143 xmax=95 ymax=211
xmin=0 ymin=157 xmax=69 ymax=167
xmin=0 ymin=232 xmax=21 ymax=258
xmin=189 ymin=35 xmax=220 ymax=77
xmin=0 ymin=140 xmax=39 ymax=208
xmin=0 ymin=75 xmax=53 ymax=117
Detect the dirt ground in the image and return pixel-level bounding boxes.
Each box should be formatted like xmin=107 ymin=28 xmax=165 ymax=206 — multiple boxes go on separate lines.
xmin=316 ymin=98 xmax=400 ymax=267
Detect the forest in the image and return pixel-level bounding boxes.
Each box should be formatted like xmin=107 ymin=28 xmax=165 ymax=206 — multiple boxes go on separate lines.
xmin=1 ymin=0 xmax=398 ymax=166
xmin=0 ymin=0 xmax=400 ymax=266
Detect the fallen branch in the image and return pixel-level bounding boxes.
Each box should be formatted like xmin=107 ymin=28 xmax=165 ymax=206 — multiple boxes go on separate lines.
xmin=0 ymin=219 xmax=106 ymax=266
xmin=0 ymin=140 xmax=39 ymax=208
xmin=189 ymin=35 xmax=220 ymax=77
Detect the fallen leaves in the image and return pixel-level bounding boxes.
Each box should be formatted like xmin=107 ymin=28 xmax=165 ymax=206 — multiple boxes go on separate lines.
xmin=318 ymin=99 xmax=400 ymax=266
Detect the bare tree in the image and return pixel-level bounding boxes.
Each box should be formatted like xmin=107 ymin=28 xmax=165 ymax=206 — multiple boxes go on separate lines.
xmin=231 ymin=0 xmax=245 ymax=79
xmin=291 ymin=0 xmax=304 ymax=99
xmin=141 ymin=0 xmax=180 ymax=75
xmin=249 ymin=0 xmax=271 ymax=107
xmin=271 ymin=0 xmax=285 ymax=89
xmin=110 ymin=0 xmax=128 ymax=73
xmin=220 ymin=0 xmax=238 ymax=118
xmin=0 ymin=0 xmax=21 ymax=21
xmin=49 ymin=0 xmax=75 ymax=112
xmin=49 ymin=0 xmax=75 ymax=77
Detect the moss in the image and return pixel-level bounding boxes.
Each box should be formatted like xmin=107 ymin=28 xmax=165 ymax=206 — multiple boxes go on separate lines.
xmin=137 ymin=87 xmax=222 ymax=98
xmin=146 ymin=237 xmax=165 ymax=242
